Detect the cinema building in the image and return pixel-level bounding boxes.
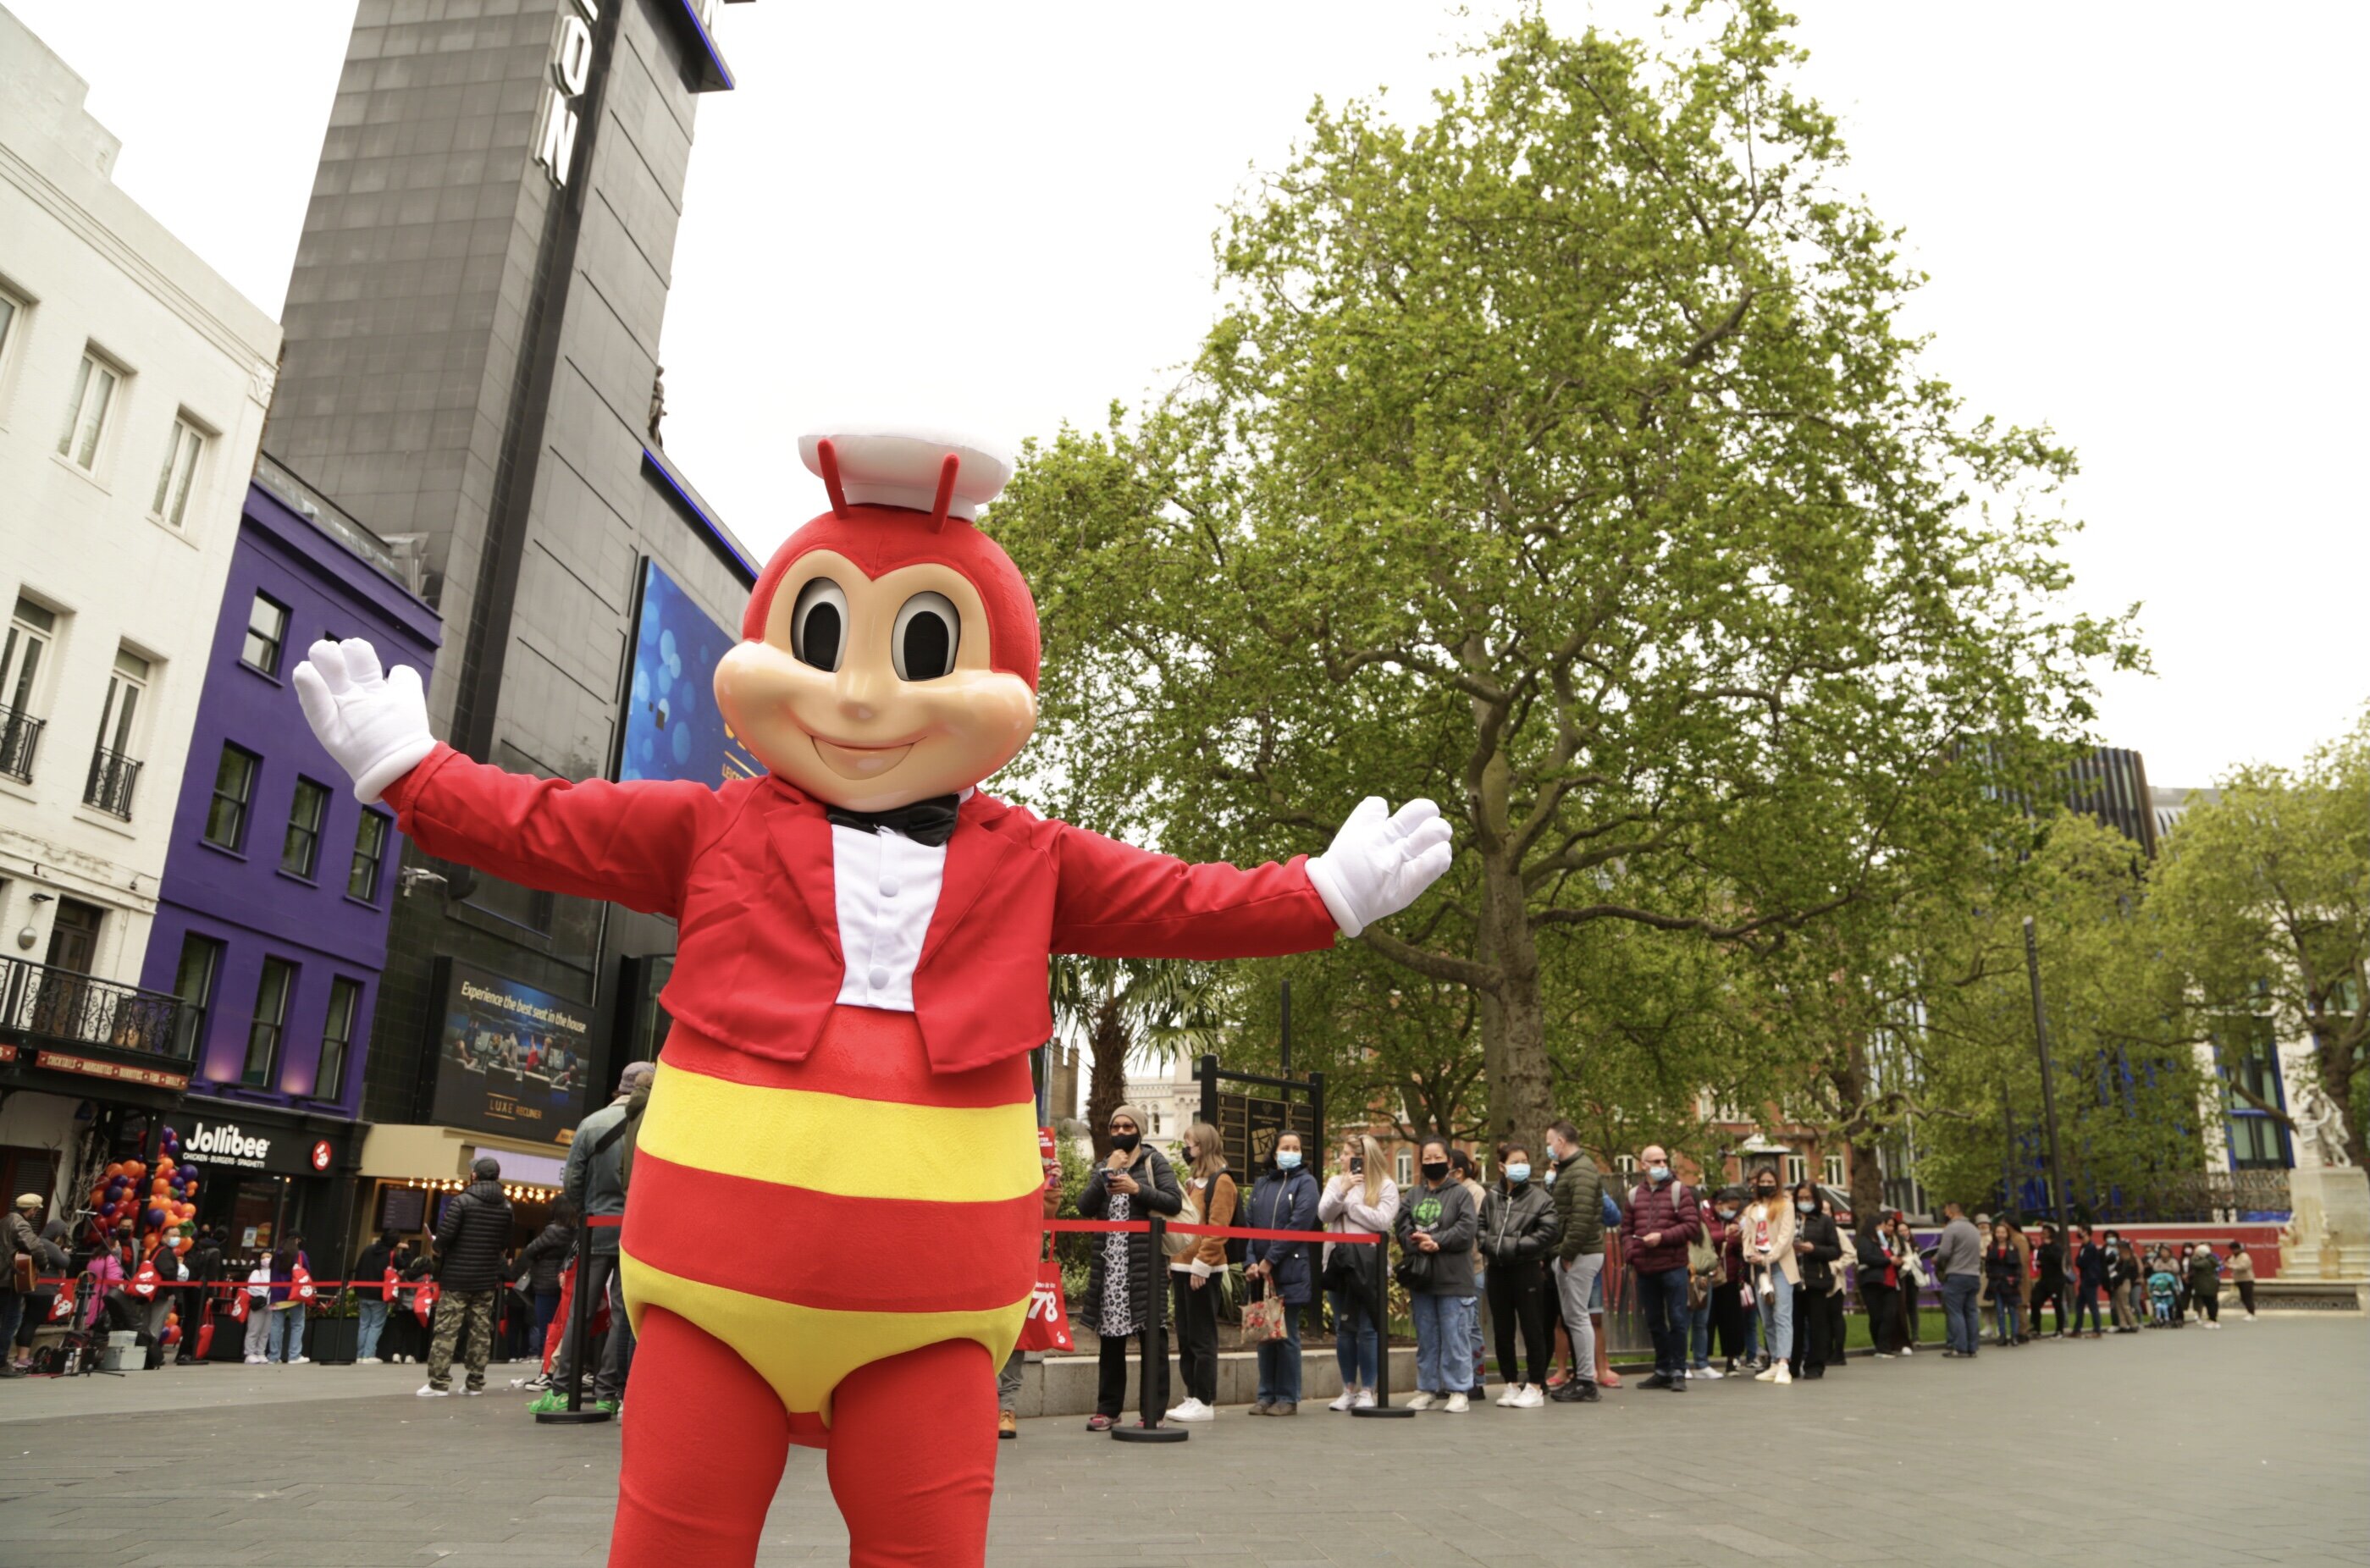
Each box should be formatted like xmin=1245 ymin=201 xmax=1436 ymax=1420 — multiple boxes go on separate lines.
xmin=260 ymin=0 xmax=754 ymax=1253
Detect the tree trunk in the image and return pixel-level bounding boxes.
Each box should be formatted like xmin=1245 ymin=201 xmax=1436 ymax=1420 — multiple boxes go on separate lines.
xmin=1480 ymin=847 xmax=1554 ymax=1148
xmin=1086 ymin=991 xmax=1129 ymax=1162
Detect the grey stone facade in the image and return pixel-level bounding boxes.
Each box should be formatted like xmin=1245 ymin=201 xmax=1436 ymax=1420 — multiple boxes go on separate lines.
xmin=266 ymin=0 xmax=750 ymax=1132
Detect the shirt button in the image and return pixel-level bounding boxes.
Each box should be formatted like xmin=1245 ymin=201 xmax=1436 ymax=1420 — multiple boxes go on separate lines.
xmin=867 ymin=965 xmax=891 ymax=992
xmin=880 ymin=879 xmax=898 ymax=898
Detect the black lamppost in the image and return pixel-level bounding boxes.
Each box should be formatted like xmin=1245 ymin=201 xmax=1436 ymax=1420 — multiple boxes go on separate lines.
xmin=2020 ymin=917 xmax=2073 ymax=1239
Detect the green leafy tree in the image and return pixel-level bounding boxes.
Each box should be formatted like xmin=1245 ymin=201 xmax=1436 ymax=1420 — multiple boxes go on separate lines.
xmin=986 ymin=4 xmax=2133 ymax=1146
xmin=2153 ymin=712 xmax=2370 ymax=1169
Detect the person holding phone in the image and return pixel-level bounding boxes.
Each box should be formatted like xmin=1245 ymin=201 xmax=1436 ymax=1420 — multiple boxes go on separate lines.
xmin=1318 ymin=1135 xmax=1397 ymax=1411
xmin=1077 ymin=1106 xmax=1182 ymax=1432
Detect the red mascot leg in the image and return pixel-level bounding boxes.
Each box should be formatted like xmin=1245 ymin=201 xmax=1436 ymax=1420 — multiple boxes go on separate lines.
xmin=826 ymin=1339 xmax=998 ymax=1568
xmin=609 ymin=1307 xmax=789 ymax=1568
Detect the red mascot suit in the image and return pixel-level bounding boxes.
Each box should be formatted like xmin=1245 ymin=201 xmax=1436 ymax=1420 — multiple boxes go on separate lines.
xmin=294 ymin=428 xmax=1452 ymax=1567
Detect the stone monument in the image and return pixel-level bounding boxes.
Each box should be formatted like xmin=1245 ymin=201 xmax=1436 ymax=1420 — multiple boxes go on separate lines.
xmin=2277 ymin=1082 xmax=2369 ymax=1306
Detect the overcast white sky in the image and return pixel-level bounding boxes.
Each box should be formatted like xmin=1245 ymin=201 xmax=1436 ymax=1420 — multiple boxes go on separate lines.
xmin=13 ymin=1 xmax=2365 ymax=787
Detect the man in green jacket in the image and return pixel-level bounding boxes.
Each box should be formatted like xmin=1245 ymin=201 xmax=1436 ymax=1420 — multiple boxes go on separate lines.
xmin=1544 ymin=1120 xmax=1605 ymax=1403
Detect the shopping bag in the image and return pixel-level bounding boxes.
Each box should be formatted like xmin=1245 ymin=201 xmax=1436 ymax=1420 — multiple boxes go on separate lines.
xmin=1015 ymin=1259 xmax=1073 ymax=1352
xmin=412 ymin=1279 xmax=440 ymax=1327
xmin=130 ymin=1261 xmax=161 ymax=1300
xmin=49 ymin=1278 xmax=78 ymax=1322
xmin=291 ymin=1266 xmax=316 ymax=1304
xmin=228 ymin=1288 xmax=249 ymax=1323
xmin=1237 ymin=1289 xmax=1287 ymax=1348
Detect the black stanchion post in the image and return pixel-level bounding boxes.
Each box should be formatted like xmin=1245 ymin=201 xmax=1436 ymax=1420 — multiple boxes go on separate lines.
xmin=536 ymin=1215 xmax=611 ymax=1426
xmin=1351 ymin=1235 xmax=1412 ymax=1418
xmin=1112 ymin=1214 xmax=1185 ymax=1444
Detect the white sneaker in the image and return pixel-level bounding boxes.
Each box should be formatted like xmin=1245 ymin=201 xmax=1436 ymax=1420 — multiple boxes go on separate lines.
xmin=461 ymin=1387 xmax=483 ymax=1396
xmin=1899 ymin=1344 xmax=1914 ymax=1355
xmin=416 ymin=1383 xmax=449 ymax=1398
xmin=1752 ymin=1364 xmax=1778 ymax=1382
xmin=1494 ymin=1383 xmax=1521 ymax=1406
xmin=1351 ymin=1388 xmax=1375 ymax=1410
xmin=1772 ymin=1364 xmax=1793 ymax=1385
xmin=1511 ymin=1383 xmax=1545 ymax=1409
xmin=1165 ymin=1398 xmax=1214 ymax=1422
xmin=1444 ymin=1391 xmax=1470 ymax=1413
xmin=1403 ymin=1391 xmax=1435 ymax=1411
xmin=287 ymin=1356 xmax=309 ymax=1366
xmin=245 ymin=1355 xmax=265 ymax=1365
xmin=356 ymin=1356 xmax=381 ymax=1365
xmin=1328 ymin=1387 xmax=1358 ymax=1411
xmin=1693 ymin=1365 xmax=1723 ymax=1380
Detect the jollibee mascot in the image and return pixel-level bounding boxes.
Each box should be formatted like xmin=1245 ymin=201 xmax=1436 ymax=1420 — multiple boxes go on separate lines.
xmin=295 ymin=428 xmax=1452 ymax=1566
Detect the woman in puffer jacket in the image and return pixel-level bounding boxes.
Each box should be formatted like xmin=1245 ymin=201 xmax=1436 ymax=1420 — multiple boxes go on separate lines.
xmin=1479 ymin=1143 xmax=1561 ymax=1407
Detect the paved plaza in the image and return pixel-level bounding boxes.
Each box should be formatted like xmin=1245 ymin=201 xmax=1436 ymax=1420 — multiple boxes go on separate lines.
xmin=1 ymin=1317 xmax=2363 ymax=1567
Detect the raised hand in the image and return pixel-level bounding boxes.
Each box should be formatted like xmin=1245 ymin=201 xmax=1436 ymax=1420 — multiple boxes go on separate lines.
xmin=1305 ymin=797 xmax=1455 ymax=937
xmin=291 ymin=638 xmax=437 ymax=804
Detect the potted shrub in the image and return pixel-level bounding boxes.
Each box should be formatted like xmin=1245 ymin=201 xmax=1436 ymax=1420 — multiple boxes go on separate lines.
xmin=307 ymin=1288 xmax=361 ymax=1364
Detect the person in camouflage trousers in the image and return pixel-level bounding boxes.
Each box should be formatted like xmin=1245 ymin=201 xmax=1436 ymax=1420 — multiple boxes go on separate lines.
xmin=418 ymin=1157 xmax=512 ymax=1397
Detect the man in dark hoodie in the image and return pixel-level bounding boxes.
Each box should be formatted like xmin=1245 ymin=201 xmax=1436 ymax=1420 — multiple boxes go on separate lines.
xmin=533 ymin=1060 xmax=652 ymax=1416
xmin=420 ymin=1157 xmax=512 ymax=1397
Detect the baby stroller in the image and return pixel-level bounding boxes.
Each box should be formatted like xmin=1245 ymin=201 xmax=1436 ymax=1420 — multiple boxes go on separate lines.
xmin=2146 ymin=1268 xmax=2179 ymax=1326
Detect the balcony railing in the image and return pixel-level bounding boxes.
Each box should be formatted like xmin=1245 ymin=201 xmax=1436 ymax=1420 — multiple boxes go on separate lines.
xmin=0 ymin=705 xmax=39 ymax=783
xmin=83 ymin=746 xmax=141 ymax=818
xmin=0 ymin=956 xmax=189 ymax=1063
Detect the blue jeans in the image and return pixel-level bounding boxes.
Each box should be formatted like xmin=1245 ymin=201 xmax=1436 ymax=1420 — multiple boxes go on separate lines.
xmin=1328 ymin=1287 xmax=1378 ymax=1389
xmin=1467 ymin=1267 xmax=1488 ymax=1386
xmin=532 ymin=1288 xmax=561 ymax=1357
xmin=356 ymin=1299 xmax=389 ymax=1361
xmin=1942 ymin=1275 xmax=1981 ymax=1355
xmin=1255 ymin=1303 xmax=1304 ymax=1404
xmin=267 ymin=1307 xmax=305 ymax=1361
xmin=1638 ymin=1267 xmax=1690 ymax=1378
xmin=1687 ymin=1290 xmax=1712 ymax=1367
xmin=1411 ymin=1293 xmax=1475 ymax=1394
xmin=1754 ymin=1267 xmax=1793 ymax=1363
xmin=1991 ymin=1292 xmax=2018 ymax=1344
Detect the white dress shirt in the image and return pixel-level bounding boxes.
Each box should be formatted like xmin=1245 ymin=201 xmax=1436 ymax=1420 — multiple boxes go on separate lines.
xmin=829 ymin=820 xmax=950 ymax=1012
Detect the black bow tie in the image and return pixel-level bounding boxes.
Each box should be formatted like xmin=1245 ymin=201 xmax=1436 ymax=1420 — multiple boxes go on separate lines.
xmin=825 ymin=794 xmax=961 ymax=848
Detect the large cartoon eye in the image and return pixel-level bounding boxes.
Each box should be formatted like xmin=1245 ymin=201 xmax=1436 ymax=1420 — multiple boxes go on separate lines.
xmin=892 ymin=592 xmax=959 ymax=681
xmin=791 ymin=577 xmax=846 ymax=671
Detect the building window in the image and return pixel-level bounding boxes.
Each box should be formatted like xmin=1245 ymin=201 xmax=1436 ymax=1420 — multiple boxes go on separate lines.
xmin=240 ymin=594 xmax=289 ymax=676
xmin=281 ymin=777 xmax=330 ymax=880
xmin=1783 ymin=1152 xmax=1809 ymax=1188
xmin=243 ymin=958 xmax=296 ymax=1088
xmin=204 ymin=744 xmax=259 ymax=849
xmin=1822 ymin=1153 xmax=1847 ymax=1188
xmin=83 ymin=649 xmax=147 ymax=818
xmin=2220 ymin=1019 xmax=2291 ymax=1171
xmin=1612 ymin=1152 xmax=1639 ymax=1177
xmin=57 ymin=351 xmax=120 ymax=472
xmin=1 ymin=599 xmax=56 ymax=784
xmin=1395 ymin=1149 xmax=1413 ymax=1188
xmin=347 ymin=811 xmax=390 ymax=901
xmin=169 ymin=934 xmax=224 ymax=1062
xmin=0 ymin=285 xmax=22 ymax=369
xmin=151 ymin=417 xmax=206 ymax=526
xmin=317 ymin=976 xmax=360 ymax=1101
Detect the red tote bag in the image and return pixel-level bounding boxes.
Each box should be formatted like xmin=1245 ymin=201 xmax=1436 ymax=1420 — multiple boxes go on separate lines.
xmin=1015 ymin=1257 xmax=1073 ymax=1353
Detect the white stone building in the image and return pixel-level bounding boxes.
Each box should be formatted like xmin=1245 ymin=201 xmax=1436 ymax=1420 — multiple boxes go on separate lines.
xmin=0 ymin=8 xmax=281 ymax=1205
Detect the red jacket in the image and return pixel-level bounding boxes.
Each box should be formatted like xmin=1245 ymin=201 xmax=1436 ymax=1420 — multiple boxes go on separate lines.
xmin=382 ymin=744 xmax=1339 ymax=1074
xmin=1617 ymin=1178 xmax=1704 ymax=1275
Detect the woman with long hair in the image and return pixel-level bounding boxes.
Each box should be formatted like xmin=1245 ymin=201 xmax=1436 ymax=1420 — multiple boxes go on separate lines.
xmin=1854 ymin=1213 xmax=1903 ymax=1356
xmin=1736 ymin=1168 xmax=1796 ymax=1384
xmin=1787 ymin=1183 xmax=1842 ymax=1379
xmin=2228 ymin=1240 xmax=2257 ymax=1321
xmin=1318 ymin=1135 xmax=1398 ymax=1411
xmin=1164 ymin=1121 xmax=1237 ymax=1422
xmin=1479 ymin=1142 xmax=1561 ymax=1406
xmin=1079 ymin=1105 xmax=1184 ymax=1432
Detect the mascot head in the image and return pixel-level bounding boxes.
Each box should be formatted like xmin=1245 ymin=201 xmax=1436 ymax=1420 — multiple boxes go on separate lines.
xmin=715 ymin=428 xmax=1039 ymax=812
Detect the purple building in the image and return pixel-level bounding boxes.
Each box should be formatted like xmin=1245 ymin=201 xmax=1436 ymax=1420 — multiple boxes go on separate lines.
xmin=135 ymin=458 xmax=439 ymax=1255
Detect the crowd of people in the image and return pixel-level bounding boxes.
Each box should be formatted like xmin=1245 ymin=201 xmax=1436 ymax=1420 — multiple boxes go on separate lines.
xmin=7 ymin=1094 xmax=2268 ymax=1421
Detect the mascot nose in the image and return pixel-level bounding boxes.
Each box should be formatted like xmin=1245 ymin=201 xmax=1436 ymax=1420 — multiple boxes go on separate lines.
xmin=837 ymin=665 xmax=883 ymax=723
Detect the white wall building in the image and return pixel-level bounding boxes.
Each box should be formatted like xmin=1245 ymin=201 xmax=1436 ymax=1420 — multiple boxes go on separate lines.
xmin=0 ymin=7 xmax=281 ymax=1206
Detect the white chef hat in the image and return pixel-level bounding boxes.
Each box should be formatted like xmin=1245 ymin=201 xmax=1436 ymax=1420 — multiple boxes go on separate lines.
xmin=796 ymin=427 xmax=1014 ymax=522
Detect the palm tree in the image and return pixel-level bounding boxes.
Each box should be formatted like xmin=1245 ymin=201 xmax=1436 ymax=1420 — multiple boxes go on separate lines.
xmin=1050 ymin=958 xmax=1231 ymax=1158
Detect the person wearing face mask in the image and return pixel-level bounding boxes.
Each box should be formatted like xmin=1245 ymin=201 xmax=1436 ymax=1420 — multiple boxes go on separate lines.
xmin=1853 ymin=1214 xmax=1903 ymax=1356
xmin=1887 ymin=1213 xmax=1926 ymax=1353
xmin=1616 ymin=1145 xmax=1702 ymax=1392
xmin=1452 ymin=1148 xmax=1490 ymax=1400
xmin=1319 ymin=1135 xmax=1398 ymax=1410
xmin=1737 ymin=1169 xmax=1796 ymax=1383
xmin=1683 ymin=1185 xmax=1724 ymax=1379
xmin=1079 ymin=1107 xmax=1184 ymax=1432
xmin=1394 ymin=1140 xmax=1480 ymax=1411
xmin=2107 ymin=1233 xmax=2141 ymax=1332
xmin=1710 ymin=1188 xmax=1759 ymax=1375
xmin=1479 ymin=1144 xmax=1561 ymax=1407
xmin=1786 ymin=1183 xmax=1841 ymax=1379
xmin=1244 ymin=1133 xmax=1320 ymax=1415
xmin=1540 ymin=1121 xmax=1606 ymax=1403
xmin=1164 ymin=1122 xmax=1237 ymax=1423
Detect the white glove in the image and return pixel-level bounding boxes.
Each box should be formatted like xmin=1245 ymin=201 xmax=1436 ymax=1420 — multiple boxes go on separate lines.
xmin=291 ymin=638 xmax=436 ymax=804
xmin=1304 ymin=796 xmax=1454 ymax=938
